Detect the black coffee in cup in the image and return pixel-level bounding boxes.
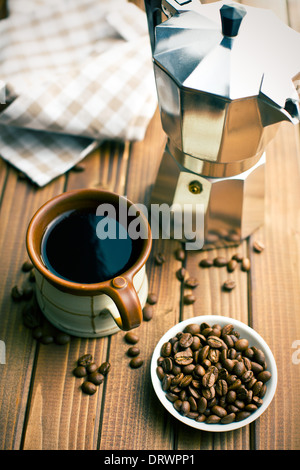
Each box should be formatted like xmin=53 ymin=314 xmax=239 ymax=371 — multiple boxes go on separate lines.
xmin=41 ymin=208 xmax=134 ymax=284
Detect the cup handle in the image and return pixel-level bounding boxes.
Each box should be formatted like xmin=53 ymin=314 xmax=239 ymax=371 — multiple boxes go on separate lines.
xmin=101 ymin=276 xmax=143 ymax=331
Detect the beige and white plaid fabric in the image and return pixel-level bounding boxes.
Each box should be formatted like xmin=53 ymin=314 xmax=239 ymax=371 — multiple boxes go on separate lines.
xmin=0 ymin=0 xmax=157 ymax=186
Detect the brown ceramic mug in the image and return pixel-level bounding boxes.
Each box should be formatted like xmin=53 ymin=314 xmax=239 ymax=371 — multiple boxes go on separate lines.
xmin=26 ymin=189 xmax=152 ymax=337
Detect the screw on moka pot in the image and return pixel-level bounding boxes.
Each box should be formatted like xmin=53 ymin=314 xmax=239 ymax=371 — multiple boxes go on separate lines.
xmin=144 ymin=0 xmax=300 ymax=249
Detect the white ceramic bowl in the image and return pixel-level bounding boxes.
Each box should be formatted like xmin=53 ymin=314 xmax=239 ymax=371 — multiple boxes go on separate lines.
xmin=150 ymin=315 xmax=277 ymax=432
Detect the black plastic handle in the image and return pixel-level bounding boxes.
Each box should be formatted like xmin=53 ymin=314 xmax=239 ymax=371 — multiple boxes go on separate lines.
xmin=220 ymin=4 xmax=247 ymax=37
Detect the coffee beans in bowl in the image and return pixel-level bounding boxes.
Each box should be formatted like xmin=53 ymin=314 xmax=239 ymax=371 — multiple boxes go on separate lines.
xmin=151 ymin=315 xmax=277 ymax=432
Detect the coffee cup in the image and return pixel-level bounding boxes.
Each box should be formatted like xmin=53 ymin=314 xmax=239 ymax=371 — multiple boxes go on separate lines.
xmin=26 ymin=189 xmax=152 ymax=337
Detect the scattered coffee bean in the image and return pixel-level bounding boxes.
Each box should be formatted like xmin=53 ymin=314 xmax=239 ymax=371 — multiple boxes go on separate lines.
xmin=21 ymin=260 xmax=33 ymax=272
xmin=124 ymin=332 xmax=139 ymax=344
xmin=86 ymin=362 xmax=98 ymax=374
xmin=29 ymin=270 xmax=35 ymax=282
xmin=147 ymin=293 xmax=158 ymax=305
xmin=88 ymin=371 xmax=104 ymax=385
xmin=11 ymin=285 xmax=24 ymax=301
xmin=81 ymin=381 xmax=97 ymax=395
xmin=253 ymin=241 xmax=265 ymax=253
xmin=213 ymin=257 xmax=228 ymax=267
xmin=232 ymin=253 xmax=244 ymax=262
xmin=22 ymin=303 xmax=41 ymax=329
xmin=32 ymin=326 xmax=43 ymax=340
xmin=176 ymin=267 xmax=186 ymax=281
xmin=157 ymin=321 xmax=272 ymax=425
xmin=127 ymin=346 xmax=140 ymax=357
xmin=183 ymin=294 xmax=196 ymax=305
xmin=227 ymin=259 xmax=237 ymax=273
xmin=175 ymin=248 xmax=185 ymax=261
xmin=223 ymin=280 xmax=236 ymax=292
xmin=199 ymin=259 xmax=213 ymax=268
xmin=54 ymin=332 xmax=71 ymax=345
xmin=23 ymin=285 xmax=33 ymax=300
xmin=241 ymin=258 xmax=251 ymax=272
xmin=184 ymin=278 xmax=199 ymax=289
xmin=143 ymin=304 xmax=153 ymax=321
xmin=40 ymin=334 xmax=54 ymax=345
xmin=154 ymin=252 xmax=166 ymax=265
xmin=129 ymin=357 xmax=144 ymax=369
xmin=72 ymin=163 xmax=85 ymax=172
xmin=73 ymin=366 xmax=87 ymax=378
xmin=77 ymin=354 xmax=93 ymax=367
xmin=99 ymin=362 xmax=111 ymax=376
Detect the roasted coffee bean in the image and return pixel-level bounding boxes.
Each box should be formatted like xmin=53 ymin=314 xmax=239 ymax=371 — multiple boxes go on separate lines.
xmin=252 ymin=347 xmax=266 ymax=366
xmin=184 ymin=323 xmax=201 ymax=335
xmin=22 ymin=260 xmax=33 ymax=272
xmin=166 ymin=392 xmax=179 ymax=403
xmin=55 ymin=332 xmax=71 ymax=345
xmin=179 ymin=333 xmax=193 ymax=349
xmin=124 ymin=331 xmax=139 ymax=344
xmin=199 ymin=258 xmax=213 ymax=268
xmin=127 ymin=346 xmax=140 ymax=357
xmin=99 ymin=362 xmax=111 ymax=375
xmin=184 ymin=278 xmax=199 ymax=289
xmin=11 ymin=285 xmax=24 ymax=301
xmin=211 ymin=405 xmax=227 ymax=418
xmin=183 ymin=294 xmax=196 ymax=305
xmin=143 ymin=305 xmax=153 ymax=321
xmin=78 ymin=354 xmax=93 ymax=367
xmin=221 ymin=413 xmax=236 ymax=424
xmin=257 ymin=370 xmax=272 ymax=383
xmin=40 ymin=334 xmax=54 ymax=345
xmin=88 ymin=372 xmax=104 ymax=385
xmin=206 ymin=415 xmax=221 ymax=424
xmin=156 ymin=366 xmax=165 ymax=381
xmin=161 ymin=342 xmax=172 ymax=357
xmin=81 ymin=381 xmax=97 ymax=395
xmin=223 ymin=280 xmax=236 ymax=292
xmin=253 ymin=241 xmax=265 ymax=253
xmin=23 ymin=286 xmax=34 ymax=300
xmin=213 ymin=257 xmax=228 ymax=267
xmin=235 ymin=338 xmax=249 ymax=351
xmin=73 ymin=366 xmax=87 ymax=378
xmin=147 ymin=293 xmax=158 ymax=305
xmin=129 ymin=357 xmax=143 ymax=369
xmin=207 ymin=336 xmax=224 ymax=349
xmin=162 ymin=357 xmax=173 ymax=372
xmin=241 ymin=257 xmax=251 ymax=272
xmin=22 ymin=304 xmax=41 ymax=329
xmin=72 ymin=163 xmax=86 ymax=172
xmin=233 ymin=361 xmax=245 ymax=377
xmin=154 ymin=252 xmax=166 ymax=265
xmin=162 ymin=375 xmax=172 ymax=391
xmin=174 ymin=350 xmax=193 ymax=365
xmin=227 ymin=259 xmax=237 ymax=272
xmin=236 ymin=411 xmax=251 ymax=421
xmin=176 ymin=267 xmax=186 ymax=281
xmin=232 ymin=253 xmax=243 ymax=262
xmin=32 ymin=326 xmax=43 ymax=340
xmin=175 ymin=248 xmax=186 ymax=261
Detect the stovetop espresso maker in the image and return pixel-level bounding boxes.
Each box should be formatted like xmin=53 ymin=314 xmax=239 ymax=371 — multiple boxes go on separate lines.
xmin=144 ymin=0 xmax=300 ymax=249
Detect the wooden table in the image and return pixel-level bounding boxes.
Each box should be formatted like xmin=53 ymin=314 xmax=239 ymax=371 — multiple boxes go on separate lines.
xmin=0 ymin=0 xmax=300 ymax=451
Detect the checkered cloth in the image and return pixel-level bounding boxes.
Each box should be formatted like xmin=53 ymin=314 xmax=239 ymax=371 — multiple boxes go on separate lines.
xmin=0 ymin=0 xmax=157 ymax=186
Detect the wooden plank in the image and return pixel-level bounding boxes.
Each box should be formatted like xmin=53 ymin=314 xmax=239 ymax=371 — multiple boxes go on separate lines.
xmin=241 ymin=0 xmax=300 ymax=450
xmin=249 ymin=124 xmax=300 ymax=450
xmin=0 ymin=170 xmax=65 ymax=449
